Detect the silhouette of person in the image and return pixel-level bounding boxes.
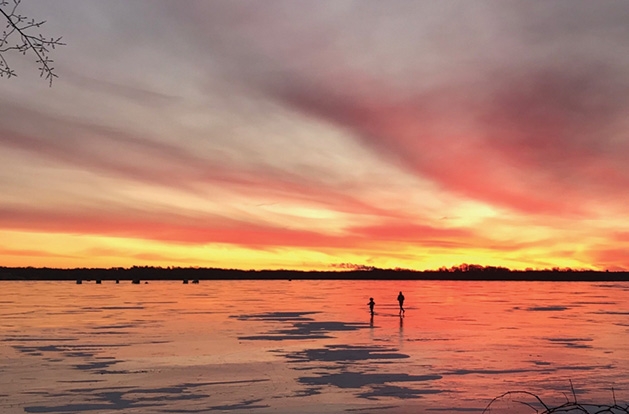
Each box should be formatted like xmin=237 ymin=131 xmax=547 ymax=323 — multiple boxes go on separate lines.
xmin=397 ymin=291 xmax=405 ymax=315
xmin=368 ymin=297 xmax=375 ymax=316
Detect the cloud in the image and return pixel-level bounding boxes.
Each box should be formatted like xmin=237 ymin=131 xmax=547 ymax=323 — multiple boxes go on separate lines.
xmin=0 ymin=101 xmax=397 ymax=220
xmin=0 ymin=204 xmax=490 ymax=253
xmin=166 ymin=1 xmax=629 ymax=217
xmin=3 ymin=0 xmax=629 ymax=270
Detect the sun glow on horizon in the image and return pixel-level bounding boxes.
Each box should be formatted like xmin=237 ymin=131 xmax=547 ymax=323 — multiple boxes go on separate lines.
xmin=0 ymin=226 xmax=612 ymax=272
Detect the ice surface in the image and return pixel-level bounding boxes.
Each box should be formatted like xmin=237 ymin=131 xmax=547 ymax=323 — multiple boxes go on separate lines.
xmin=1 ymin=280 xmax=628 ymax=413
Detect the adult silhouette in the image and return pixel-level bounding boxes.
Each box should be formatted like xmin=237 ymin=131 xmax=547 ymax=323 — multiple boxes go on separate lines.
xmin=397 ymin=291 xmax=405 ymax=315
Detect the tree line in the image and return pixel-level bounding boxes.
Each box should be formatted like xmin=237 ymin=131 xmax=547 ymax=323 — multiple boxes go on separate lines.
xmin=0 ymin=265 xmax=626 ymax=282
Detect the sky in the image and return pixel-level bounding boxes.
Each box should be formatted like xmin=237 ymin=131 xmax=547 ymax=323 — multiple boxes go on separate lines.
xmin=1 ymin=0 xmax=629 ymax=271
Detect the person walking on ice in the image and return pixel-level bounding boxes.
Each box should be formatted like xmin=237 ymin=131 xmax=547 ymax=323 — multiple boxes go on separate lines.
xmin=397 ymin=291 xmax=405 ymax=315
xmin=368 ymin=297 xmax=375 ymax=316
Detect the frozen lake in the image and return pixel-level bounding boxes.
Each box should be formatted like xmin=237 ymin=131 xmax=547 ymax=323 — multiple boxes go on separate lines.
xmin=1 ymin=280 xmax=629 ymax=413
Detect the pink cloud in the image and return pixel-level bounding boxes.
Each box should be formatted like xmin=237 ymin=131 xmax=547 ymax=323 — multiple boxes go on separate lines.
xmin=0 ymin=103 xmax=395 ymax=221
xmin=168 ymin=2 xmax=629 ymax=218
xmin=267 ymin=67 xmax=629 ymax=218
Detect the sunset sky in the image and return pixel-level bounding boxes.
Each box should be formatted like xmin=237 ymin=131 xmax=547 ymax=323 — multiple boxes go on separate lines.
xmin=1 ymin=1 xmax=629 ymax=271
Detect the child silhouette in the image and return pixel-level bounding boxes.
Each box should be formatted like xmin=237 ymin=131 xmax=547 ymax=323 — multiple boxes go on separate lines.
xmin=367 ymin=297 xmax=375 ymax=315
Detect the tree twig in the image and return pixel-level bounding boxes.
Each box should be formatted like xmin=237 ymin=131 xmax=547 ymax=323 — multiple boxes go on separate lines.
xmin=482 ymin=390 xmax=550 ymax=413
xmin=569 ymin=379 xmax=578 ymax=404
xmin=0 ymin=0 xmax=64 ymax=86
xmin=484 ymin=384 xmax=629 ymax=414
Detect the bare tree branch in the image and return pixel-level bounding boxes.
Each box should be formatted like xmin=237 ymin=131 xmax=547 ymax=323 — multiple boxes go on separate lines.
xmin=0 ymin=0 xmax=65 ymax=86
xmin=483 ymin=385 xmax=629 ymax=414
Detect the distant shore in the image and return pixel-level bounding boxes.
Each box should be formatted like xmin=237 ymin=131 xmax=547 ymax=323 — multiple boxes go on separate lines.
xmin=1 ymin=266 xmax=628 ymax=282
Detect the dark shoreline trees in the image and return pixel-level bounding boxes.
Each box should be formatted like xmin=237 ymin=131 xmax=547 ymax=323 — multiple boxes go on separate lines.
xmin=0 ymin=265 xmax=628 ymax=282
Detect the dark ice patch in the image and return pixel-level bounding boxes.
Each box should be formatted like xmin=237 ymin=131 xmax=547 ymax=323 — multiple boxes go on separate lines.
xmin=239 ymin=320 xmax=370 ymax=341
xmin=2 ymin=337 xmax=75 ymax=342
xmin=74 ymin=359 xmax=120 ymax=371
xmin=545 ymin=337 xmax=594 ymax=348
xmin=231 ymin=311 xmax=319 ymax=322
xmin=285 ymin=345 xmax=409 ymax=363
xmin=527 ymin=306 xmax=569 ymax=311
xmin=25 ymin=382 xmax=221 ymax=413
xmin=593 ymin=310 xmax=629 ymax=315
xmin=209 ymin=398 xmax=269 ymax=410
xmin=357 ymin=384 xmax=443 ymax=400
xmin=92 ymin=324 xmax=136 ymax=330
xmin=298 ymin=372 xmax=442 ymax=389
